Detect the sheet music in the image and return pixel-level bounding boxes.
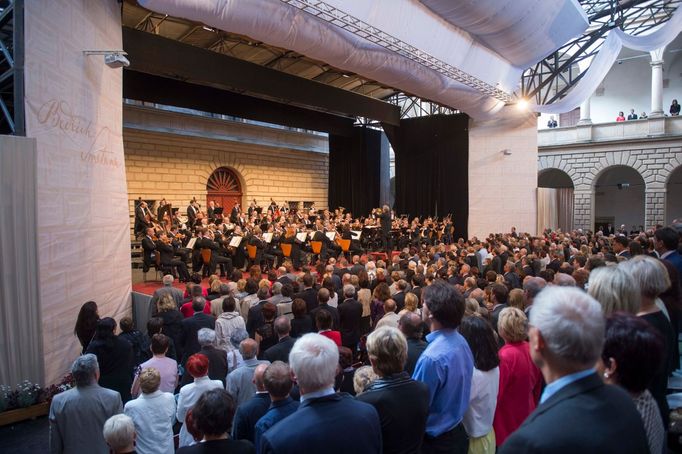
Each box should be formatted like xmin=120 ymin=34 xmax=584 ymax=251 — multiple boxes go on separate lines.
xmin=351 ymin=230 xmax=362 ymax=240
xmin=262 ymin=232 xmax=274 ymax=244
xmin=296 ymin=232 xmax=308 ymax=242
xmin=308 ymin=231 xmax=316 ymax=240
xmin=186 ymin=237 xmax=197 ymax=249
xmin=325 ymin=231 xmax=336 ymax=241
xmin=229 ymin=236 xmax=243 ymax=247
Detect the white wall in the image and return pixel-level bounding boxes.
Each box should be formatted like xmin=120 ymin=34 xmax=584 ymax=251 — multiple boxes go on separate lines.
xmin=469 ymin=115 xmax=538 ymax=237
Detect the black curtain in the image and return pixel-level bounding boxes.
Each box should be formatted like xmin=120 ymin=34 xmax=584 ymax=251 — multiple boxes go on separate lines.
xmin=328 ymin=126 xmax=382 ymax=215
xmin=384 ymin=114 xmax=469 ymax=239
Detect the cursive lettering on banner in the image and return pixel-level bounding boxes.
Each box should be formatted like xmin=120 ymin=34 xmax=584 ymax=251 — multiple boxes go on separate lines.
xmin=36 ymin=99 xmax=121 ymax=168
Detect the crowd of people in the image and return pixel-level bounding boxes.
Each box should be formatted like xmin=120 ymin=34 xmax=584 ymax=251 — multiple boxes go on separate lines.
xmin=52 ymin=219 xmax=682 ymax=453
xmin=546 ymin=99 xmax=680 ymax=128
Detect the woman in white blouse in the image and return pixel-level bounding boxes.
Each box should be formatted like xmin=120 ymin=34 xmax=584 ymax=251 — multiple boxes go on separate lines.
xmin=176 ymin=353 xmax=224 ymax=447
xmin=459 ymin=315 xmax=500 ymax=454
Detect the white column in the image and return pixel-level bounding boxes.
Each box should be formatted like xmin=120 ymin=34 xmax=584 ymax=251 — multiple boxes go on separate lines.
xmin=578 ymin=95 xmax=592 ymax=125
xmin=649 ymin=47 xmax=666 ymax=117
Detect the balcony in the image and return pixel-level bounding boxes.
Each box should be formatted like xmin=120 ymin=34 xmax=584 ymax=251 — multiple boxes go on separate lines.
xmin=538 ymin=115 xmax=682 ymax=148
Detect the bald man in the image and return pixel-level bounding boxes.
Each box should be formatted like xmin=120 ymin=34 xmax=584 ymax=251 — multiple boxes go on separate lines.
xmin=232 ymin=363 xmax=271 ymax=443
xmin=226 ymin=338 xmax=270 ymax=408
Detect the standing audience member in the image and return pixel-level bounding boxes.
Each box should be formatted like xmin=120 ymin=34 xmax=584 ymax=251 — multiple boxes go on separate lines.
xmin=150 ymin=274 xmax=183 ymax=313
xmin=156 ymin=295 xmax=184 ymax=361
xmin=263 ymin=316 xmax=296 ymax=363
xmin=124 ymin=367 xmax=176 ymax=454
xmin=74 ymin=301 xmax=99 ymax=353
xmin=499 ymin=287 xmax=649 ymax=453
xmin=616 ymin=111 xmax=626 ymax=122
xmin=399 ymin=312 xmax=427 ymax=375
xmin=289 ymin=298 xmax=315 ymax=338
xmin=254 ymin=362 xmax=300 ymax=452
xmin=459 ymin=316 xmax=500 ymax=454
xmin=214 ymin=296 xmax=246 ymax=368
xmin=176 ymin=389 xmax=255 ymax=454
xmin=621 ymin=255 xmax=675 ymax=427
xmin=102 ymin=414 xmax=136 ymax=454
xmin=260 ymin=333 xmax=382 ymax=454
xmin=315 ymin=309 xmax=342 ymax=346
xmin=493 ymin=308 xmax=542 ymax=447
xmin=227 ymin=338 xmax=270 ymax=408
xmin=338 ymin=284 xmax=363 ymax=350
xmin=375 ymin=299 xmax=400 ymax=329
xmin=599 ymin=313 xmax=665 ymax=454
xmin=180 ymin=328 xmax=227 ymax=387
xmin=176 ymin=353 xmax=224 ymax=448
xmin=357 ymin=327 xmax=430 ymax=454
xmin=412 ymin=281 xmax=473 ymax=454
xmin=255 ymin=303 xmax=279 ymax=357
xmin=118 ymin=316 xmax=150 ymax=367
xmin=354 ymin=365 xmax=379 ymax=395
xmin=131 ymin=334 xmax=178 ymax=397
xmin=49 ymin=354 xmax=123 ymax=454
xmin=179 ymin=297 xmax=216 ymax=367
xmin=670 ymin=99 xmax=680 ymax=116
xmin=86 ymin=318 xmax=134 ymax=403
xmin=232 ymin=364 xmax=271 ymax=443
xmin=588 ymin=266 xmax=641 ymax=315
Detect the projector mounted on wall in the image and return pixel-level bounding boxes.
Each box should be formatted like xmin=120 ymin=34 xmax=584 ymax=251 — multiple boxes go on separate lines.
xmin=83 ymin=50 xmax=130 ymax=68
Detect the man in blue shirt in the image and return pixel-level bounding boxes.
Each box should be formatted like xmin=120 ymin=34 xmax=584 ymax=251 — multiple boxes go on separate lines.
xmin=412 ymin=281 xmax=473 ymax=454
xmin=254 ymin=361 xmax=299 ymax=453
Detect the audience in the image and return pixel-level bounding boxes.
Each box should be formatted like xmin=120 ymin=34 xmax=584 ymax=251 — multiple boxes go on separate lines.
xmin=260 ymin=333 xmax=382 ymax=453
xmin=459 ymin=316 xmax=500 ymax=454
xmin=353 ymin=365 xmax=379 ymax=395
xmin=375 ymin=299 xmax=400 ymax=329
xmin=493 ymin=307 xmax=542 ymax=447
xmin=338 ymin=284 xmax=363 ymax=349
xmin=357 ymin=326 xmax=430 ymax=454
xmin=124 ymin=367 xmax=176 ymax=454
xmin=232 ymin=363 xmax=271 ymax=443
xmin=315 ymin=308 xmax=342 ymax=346
xmin=289 ymin=298 xmax=315 ymax=338
xmin=176 ymin=353 xmax=224 ymax=447
xmin=102 ymin=414 xmax=136 ymax=454
xmin=131 ymin=334 xmax=177 ymax=397
xmin=253 ymin=362 xmax=300 ymax=452
xmin=263 ymin=316 xmax=296 ymax=363
xmin=150 ymin=274 xmax=183 ymax=312
xmin=118 ymin=316 xmax=150 ymax=367
xmin=227 ymin=338 xmax=270 ymax=407
xmin=214 ymin=296 xmax=246 ymax=361
xmin=255 ymin=303 xmax=279 ymax=357
xmin=499 ymin=287 xmax=649 ymax=453
xmin=180 ymin=328 xmax=227 ymax=387
xmin=587 ymin=265 xmax=641 ymax=315
xmin=412 ymin=281 xmax=473 ymax=454
xmin=85 ymin=317 xmax=134 ymax=403
xmin=74 ymin=301 xmax=99 ymax=353
xmin=177 ymin=388 xmax=255 ymax=454
xmin=49 ymin=354 xmax=123 ymax=454
xmin=599 ymin=313 xmax=665 ymax=454
xmin=398 ymin=312 xmax=427 ymax=375
xmin=156 ymin=294 xmax=184 ymax=361
xmin=179 ymin=297 xmax=216 ymax=367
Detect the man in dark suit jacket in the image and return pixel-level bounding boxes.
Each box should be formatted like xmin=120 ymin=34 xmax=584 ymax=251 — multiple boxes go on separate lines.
xmin=655 ymin=227 xmax=682 ymax=277
xmin=230 ymin=202 xmax=241 ymax=224
xmin=293 ymin=274 xmax=318 ymax=314
xmin=180 ymin=328 xmax=228 ymax=387
xmin=309 ymin=288 xmax=340 ymax=331
xmin=134 ymin=201 xmax=151 ymax=237
xmin=232 ymin=363 xmax=271 ymax=444
xmin=350 ymin=256 xmax=365 ymax=275
xmin=246 ymin=287 xmax=270 ymax=338
xmin=141 ymin=228 xmax=156 ymax=273
xmin=264 ymin=317 xmax=296 ymax=363
xmin=186 ymin=200 xmax=199 ymax=228
xmin=399 ymin=312 xmax=427 ymax=375
xmin=260 ymin=333 xmax=382 ymax=454
xmin=157 ymin=234 xmax=190 ymax=282
xmin=179 ymin=297 xmax=216 ymax=366
xmin=338 ymin=285 xmax=363 ymax=350
xmin=392 ymin=279 xmax=408 ymax=312
xmin=500 ymin=286 xmax=648 ymax=454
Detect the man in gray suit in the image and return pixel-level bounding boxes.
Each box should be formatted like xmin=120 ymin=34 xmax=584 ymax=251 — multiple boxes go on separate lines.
xmin=226 ymin=338 xmax=269 ymax=407
xmin=49 ymin=354 xmax=123 ymax=454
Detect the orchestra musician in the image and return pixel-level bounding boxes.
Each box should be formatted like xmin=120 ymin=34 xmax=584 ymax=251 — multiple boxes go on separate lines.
xmin=230 ymin=202 xmax=242 ymax=224
xmin=186 ymin=199 xmax=200 ymax=228
xmin=247 ymin=226 xmax=275 ymax=270
xmin=280 ymin=225 xmax=304 ymax=269
xmin=156 ymin=233 xmax=191 ymax=282
xmin=141 ymin=227 xmax=156 ymax=273
xmin=201 ymin=229 xmax=234 ymax=277
xmin=135 ymin=201 xmax=153 ymax=237
xmin=207 ymin=200 xmax=216 ymax=224
xmin=379 ymin=205 xmax=392 ymax=253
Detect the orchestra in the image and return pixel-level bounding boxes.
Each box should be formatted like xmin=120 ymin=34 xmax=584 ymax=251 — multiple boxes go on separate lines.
xmin=136 ymin=197 xmax=456 ymax=278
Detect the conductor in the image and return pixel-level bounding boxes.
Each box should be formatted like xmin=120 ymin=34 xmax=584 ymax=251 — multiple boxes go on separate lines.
xmin=379 ymin=205 xmax=391 ymax=253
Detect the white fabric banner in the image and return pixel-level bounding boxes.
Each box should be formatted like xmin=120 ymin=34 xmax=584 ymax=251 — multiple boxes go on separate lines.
xmin=24 ymin=0 xmax=132 ymax=384
xmin=534 ymin=6 xmax=682 ymax=114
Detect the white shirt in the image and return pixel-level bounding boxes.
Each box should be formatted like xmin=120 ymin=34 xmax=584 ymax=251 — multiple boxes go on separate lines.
xmin=328 ymin=293 xmax=339 ymax=308
xmin=463 ymin=367 xmax=500 ymax=438
xmin=176 ymin=376 xmax=224 ymax=447
xmin=124 ymin=390 xmax=176 ymax=454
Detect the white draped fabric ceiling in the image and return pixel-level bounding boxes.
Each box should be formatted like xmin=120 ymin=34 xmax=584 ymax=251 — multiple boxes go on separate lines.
xmin=139 ymin=0 xmax=680 ymax=118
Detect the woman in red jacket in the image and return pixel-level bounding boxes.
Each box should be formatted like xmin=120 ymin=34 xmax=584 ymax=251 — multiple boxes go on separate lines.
xmin=493 ymin=307 xmax=543 ymax=446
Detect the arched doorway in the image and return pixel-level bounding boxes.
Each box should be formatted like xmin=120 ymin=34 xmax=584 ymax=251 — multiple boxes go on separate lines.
xmin=207 ymin=167 xmax=243 ymax=216
xmin=537 ymin=169 xmax=574 ymax=232
xmin=667 ymin=165 xmax=682 ymax=225
xmin=594 ymin=165 xmax=645 ymax=233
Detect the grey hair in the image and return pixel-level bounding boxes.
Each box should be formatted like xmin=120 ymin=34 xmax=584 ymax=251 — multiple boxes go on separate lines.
xmin=197 ymin=328 xmax=216 ymax=346
xmin=271 ymin=282 xmax=283 ymax=295
xmin=71 ymin=354 xmax=99 ymax=387
xmin=531 ymin=286 xmax=605 ymax=368
xmin=620 ymin=255 xmax=671 ymax=298
xmin=162 ymin=274 xmax=174 ymax=286
xmin=257 ymin=286 xmax=270 ymax=300
xmin=102 ymin=414 xmax=135 ymax=452
xmin=553 ymin=273 xmax=576 ymax=287
xmin=523 ymin=277 xmax=547 ymax=299
xmin=588 ymin=266 xmax=641 ymax=315
xmin=288 ymin=333 xmax=338 ymax=392
xmin=343 ymin=284 xmax=356 ymax=299
xmin=239 ymin=338 xmax=258 ymax=360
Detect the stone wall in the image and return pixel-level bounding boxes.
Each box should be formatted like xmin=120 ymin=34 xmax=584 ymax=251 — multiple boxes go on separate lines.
xmin=538 ymin=122 xmax=682 ymax=230
xmin=123 ymin=105 xmax=329 ymax=232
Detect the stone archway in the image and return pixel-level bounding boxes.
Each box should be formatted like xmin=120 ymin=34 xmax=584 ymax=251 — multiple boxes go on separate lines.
xmin=593 ymin=165 xmax=645 ymax=233
xmin=667 ymin=165 xmax=682 ymax=225
xmin=537 ymin=168 xmax=575 ymax=232
xmin=206 ymin=167 xmax=243 ymax=216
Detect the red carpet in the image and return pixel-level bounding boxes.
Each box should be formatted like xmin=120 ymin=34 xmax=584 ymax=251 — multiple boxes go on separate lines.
xmin=132 ymin=276 xmax=235 ymax=296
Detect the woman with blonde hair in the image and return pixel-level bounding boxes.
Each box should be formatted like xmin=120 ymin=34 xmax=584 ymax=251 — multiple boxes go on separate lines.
xmin=588 ymin=266 xmax=641 ymax=315
xmin=493 ymin=307 xmax=542 ymax=447
xmin=398 ymin=292 xmax=421 ymax=317
xmin=508 ymin=288 xmax=525 ymax=311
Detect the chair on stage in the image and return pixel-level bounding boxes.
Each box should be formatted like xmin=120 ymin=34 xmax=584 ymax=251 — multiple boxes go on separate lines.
xmin=151 ymin=253 xmax=174 ymax=281
xmin=310 ymin=241 xmax=322 ymax=264
xmin=338 ymin=239 xmax=351 ymax=261
xmin=246 ymin=244 xmax=258 ymax=270
xmin=201 ymin=248 xmax=212 ymax=277
xmin=281 ymin=243 xmax=292 ymax=259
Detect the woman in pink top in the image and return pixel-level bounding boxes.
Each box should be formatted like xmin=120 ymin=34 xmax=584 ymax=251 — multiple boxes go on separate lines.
xmin=493 ymin=307 xmax=543 ymax=446
xmin=616 ymin=111 xmax=626 ymax=122
xmin=131 ymin=334 xmax=178 ymax=397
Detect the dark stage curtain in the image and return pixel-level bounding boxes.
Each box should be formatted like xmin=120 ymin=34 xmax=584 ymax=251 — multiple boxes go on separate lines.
xmin=384 ymin=114 xmax=469 ymax=239
xmin=328 ymin=126 xmax=381 ymax=215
